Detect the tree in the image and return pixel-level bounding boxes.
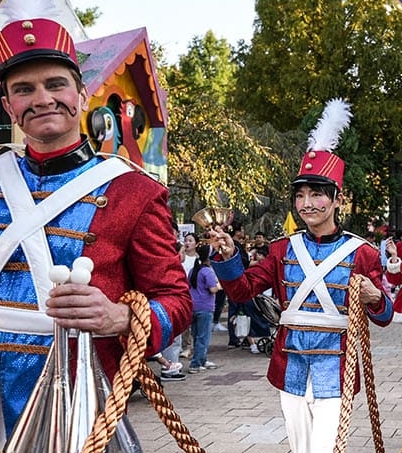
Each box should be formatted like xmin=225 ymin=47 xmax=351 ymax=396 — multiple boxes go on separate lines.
xmin=74 ymin=6 xmax=102 ymax=28
xmin=162 ymin=32 xmax=288 ymax=220
xmin=168 ymin=30 xmax=237 ymax=106
xmin=235 ymin=0 xmax=402 ymax=233
xmin=167 ymin=89 xmax=286 ymax=217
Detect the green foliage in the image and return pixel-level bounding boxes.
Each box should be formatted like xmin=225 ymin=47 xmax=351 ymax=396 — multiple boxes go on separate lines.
xmin=235 ymin=0 xmax=402 ymax=231
xmin=167 ymin=92 xmax=286 ymax=214
xmin=160 ymin=31 xmax=289 ymax=218
xmin=167 ymin=31 xmax=237 ymax=105
xmin=74 ymin=6 xmax=102 ymax=28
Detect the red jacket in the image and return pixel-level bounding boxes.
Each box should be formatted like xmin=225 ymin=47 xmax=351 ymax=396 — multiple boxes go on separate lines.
xmin=70 ymin=171 xmax=192 ymax=381
xmin=213 ymin=232 xmax=393 ymax=396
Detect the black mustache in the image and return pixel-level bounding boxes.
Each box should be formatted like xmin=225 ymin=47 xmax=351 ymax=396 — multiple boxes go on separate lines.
xmin=18 ymin=102 xmax=78 ymax=127
xmin=19 ymin=108 xmax=35 ymax=127
xmin=298 ymin=206 xmax=326 ymax=214
xmin=56 ymin=101 xmax=78 ymax=117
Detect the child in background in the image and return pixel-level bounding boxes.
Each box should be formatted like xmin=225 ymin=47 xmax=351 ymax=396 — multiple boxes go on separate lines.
xmin=188 ymin=244 xmax=221 ymax=373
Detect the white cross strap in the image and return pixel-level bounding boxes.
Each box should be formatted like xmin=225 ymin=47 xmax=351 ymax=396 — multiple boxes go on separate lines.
xmin=280 ymin=233 xmax=363 ymax=328
xmin=0 ymin=150 xmax=132 ymax=334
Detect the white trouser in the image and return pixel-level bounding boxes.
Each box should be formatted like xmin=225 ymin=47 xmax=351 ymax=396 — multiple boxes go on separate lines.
xmin=162 ymin=335 xmax=182 ymax=364
xmin=280 ymin=375 xmax=341 ymax=453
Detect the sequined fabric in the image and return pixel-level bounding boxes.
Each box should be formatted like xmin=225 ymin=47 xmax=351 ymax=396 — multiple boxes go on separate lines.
xmin=0 ymin=153 xmax=109 ymax=435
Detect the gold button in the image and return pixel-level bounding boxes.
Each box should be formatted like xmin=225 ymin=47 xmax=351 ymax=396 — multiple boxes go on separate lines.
xmin=84 ymin=233 xmax=97 ymax=245
xmin=24 ymin=34 xmax=36 ymax=45
xmin=305 ymin=163 xmax=313 ymax=170
xmin=95 ymin=195 xmax=108 ymax=208
xmin=22 ymin=21 xmax=33 ymax=29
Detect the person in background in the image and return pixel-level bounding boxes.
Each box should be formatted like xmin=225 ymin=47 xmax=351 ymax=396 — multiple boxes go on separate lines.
xmin=384 ymin=237 xmax=402 ymax=312
xmin=240 ymin=244 xmax=271 ymax=354
xmin=0 ymin=4 xmax=191 ymax=444
xmin=364 ymin=231 xmax=377 ymax=247
xmin=254 ymin=245 xmax=269 ymax=263
xmin=179 ymin=232 xmax=200 ymax=358
xmin=159 ymin=221 xmax=188 ymax=381
xmin=244 ymin=243 xmax=272 ymax=354
xmin=212 ymin=289 xmax=228 ymax=332
xmin=227 ymin=221 xmax=249 ymax=348
xmin=380 ymin=227 xmax=396 ymax=271
xmin=209 ymin=99 xmax=393 ymax=453
xmin=172 ymin=221 xmax=186 ymax=262
xmin=188 ymin=244 xmax=221 ymax=373
xmin=153 ymin=352 xmax=186 ymax=382
xmin=249 ymin=231 xmax=267 ymax=265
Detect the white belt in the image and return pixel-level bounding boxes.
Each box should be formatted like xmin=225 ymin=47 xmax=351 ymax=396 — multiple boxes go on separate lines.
xmin=280 ymin=311 xmax=349 ymax=329
xmin=0 ymin=306 xmax=114 ymax=338
xmin=0 ymin=306 xmax=53 ymax=335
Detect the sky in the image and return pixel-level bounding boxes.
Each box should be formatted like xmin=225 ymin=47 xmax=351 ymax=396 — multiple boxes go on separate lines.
xmin=70 ymin=0 xmax=257 ymax=64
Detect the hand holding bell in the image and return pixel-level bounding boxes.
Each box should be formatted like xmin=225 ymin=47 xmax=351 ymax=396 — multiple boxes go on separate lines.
xmin=191 ymin=207 xmax=234 ymax=254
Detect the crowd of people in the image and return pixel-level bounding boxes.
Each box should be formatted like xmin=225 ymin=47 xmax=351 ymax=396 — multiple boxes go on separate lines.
xmin=156 ymin=224 xmax=273 ymax=383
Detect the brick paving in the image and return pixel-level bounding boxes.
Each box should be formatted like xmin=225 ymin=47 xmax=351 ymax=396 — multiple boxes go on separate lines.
xmin=127 ymin=314 xmax=402 ymax=453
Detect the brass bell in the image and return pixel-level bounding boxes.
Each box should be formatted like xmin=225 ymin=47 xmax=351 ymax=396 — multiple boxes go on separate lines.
xmin=191 ymin=207 xmax=234 ymax=229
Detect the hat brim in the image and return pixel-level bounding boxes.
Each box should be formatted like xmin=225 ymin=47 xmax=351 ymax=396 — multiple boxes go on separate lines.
xmin=0 ymin=49 xmax=81 ymax=81
xmin=291 ymin=174 xmax=339 ymax=187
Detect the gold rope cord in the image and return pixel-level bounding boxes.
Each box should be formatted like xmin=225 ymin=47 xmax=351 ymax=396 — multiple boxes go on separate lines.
xmin=334 ymin=275 xmax=385 ymax=453
xmin=359 ymin=293 xmax=385 ymax=453
xmin=136 ymin=361 xmax=207 ymax=453
xmin=81 ymin=290 xmax=206 ymax=453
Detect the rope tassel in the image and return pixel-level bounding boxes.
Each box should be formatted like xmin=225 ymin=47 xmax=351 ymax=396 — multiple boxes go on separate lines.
xmin=81 ymin=290 xmax=206 ymax=453
xmin=334 ymin=275 xmax=385 ymax=453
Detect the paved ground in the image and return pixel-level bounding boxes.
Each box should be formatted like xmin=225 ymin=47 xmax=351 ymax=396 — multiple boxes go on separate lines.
xmin=127 ymin=313 xmax=402 ymax=453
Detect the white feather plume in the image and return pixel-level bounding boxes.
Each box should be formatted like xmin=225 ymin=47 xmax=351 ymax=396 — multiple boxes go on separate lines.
xmin=307 ymin=98 xmax=352 ymax=152
xmin=0 ymin=0 xmax=62 ymax=25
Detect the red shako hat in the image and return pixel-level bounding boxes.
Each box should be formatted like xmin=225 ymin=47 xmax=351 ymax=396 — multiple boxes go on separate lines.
xmin=292 ymin=98 xmax=352 ymax=191
xmin=0 ymin=1 xmax=80 ymax=80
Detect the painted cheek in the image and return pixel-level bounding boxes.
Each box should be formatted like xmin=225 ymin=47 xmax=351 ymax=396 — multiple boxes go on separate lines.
xmin=295 ymin=198 xmax=304 ymax=211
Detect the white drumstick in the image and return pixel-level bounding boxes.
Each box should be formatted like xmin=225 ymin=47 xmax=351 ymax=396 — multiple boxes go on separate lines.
xmin=70 ymin=257 xmax=94 ymax=285
xmin=48 ymin=265 xmax=70 ymax=285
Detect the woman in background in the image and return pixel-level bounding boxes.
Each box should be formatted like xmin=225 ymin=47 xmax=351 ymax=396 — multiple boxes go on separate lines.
xmin=180 ymin=232 xmax=200 ymax=358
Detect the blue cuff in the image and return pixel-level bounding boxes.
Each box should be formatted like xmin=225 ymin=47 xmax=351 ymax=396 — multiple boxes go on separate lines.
xmin=367 ymin=294 xmax=394 ymax=323
xmin=210 ymin=250 xmax=244 ymax=281
xmin=149 ymin=300 xmax=172 ymax=350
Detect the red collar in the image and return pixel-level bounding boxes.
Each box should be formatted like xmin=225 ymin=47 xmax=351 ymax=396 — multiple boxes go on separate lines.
xmin=27 ymin=139 xmax=82 ymax=163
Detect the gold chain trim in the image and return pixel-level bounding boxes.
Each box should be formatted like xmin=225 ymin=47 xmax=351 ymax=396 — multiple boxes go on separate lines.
xmin=284 ymin=324 xmax=347 ymax=333
xmin=0 ymin=343 xmax=50 ymax=354
xmin=282 ymin=301 xmax=348 ymax=313
xmin=282 ymin=258 xmax=355 ymax=269
xmin=0 ymin=191 xmax=98 ymax=205
xmin=44 ymin=226 xmax=87 ymax=240
xmin=282 ymin=280 xmax=348 ymax=290
xmin=3 ymin=262 xmax=30 ymax=271
xmin=0 ymin=301 xmax=38 ymax=310
xmin=0 ymin=224 xmax=87 ymax=240
xmin=282 ymin=347 xmax=344 ymax=355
